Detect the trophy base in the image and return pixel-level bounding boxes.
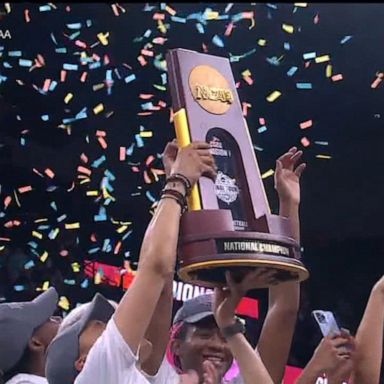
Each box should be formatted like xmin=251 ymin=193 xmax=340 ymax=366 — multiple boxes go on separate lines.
xmin=177 ymin=209 xmax=310 ymax=289
xmin=178 ymin=256 xmax=309 ymax=289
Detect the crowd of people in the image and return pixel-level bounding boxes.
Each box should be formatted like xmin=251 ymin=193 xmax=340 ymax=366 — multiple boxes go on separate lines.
xmin=0 ymin=140 xmax=383 ymax=384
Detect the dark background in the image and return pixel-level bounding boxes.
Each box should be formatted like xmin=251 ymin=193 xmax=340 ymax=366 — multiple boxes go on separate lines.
xmin=0 ymin=2 xmax=383 ymax=370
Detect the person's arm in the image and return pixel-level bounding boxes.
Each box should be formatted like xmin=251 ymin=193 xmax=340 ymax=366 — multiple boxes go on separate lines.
xmin=141 ymin=280 xmax=173 ymax=375
xmin=141 ymin=139 xmax=216 ymax=376
xmin=257 ymin=147 xmax=305 ymax=383
xmin=351 ymin=275 xmax=384 ymax=384
xmin=114 ymin=142 xmax=216 ymax=355
xmin=213 ymin=272 xmax=274 ymax=384
xmin=296 ymin=334 xmax=354 ymax=384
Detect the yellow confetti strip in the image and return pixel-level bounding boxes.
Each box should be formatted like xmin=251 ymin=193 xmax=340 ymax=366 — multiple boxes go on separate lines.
xmin=94 ymin=272 xmax=102 ymax=285
xmin=316 ymin=155 xmax=332 ymax=159
xmin=139 ymin=131 xmax=153 ymax=138
xmin=32 ymin=231 xmax=43 ymax=239
xmin=294 ymin=3 xmax=308 ymax=7
xmin=266 ymin=90 xmax=282 ymax=102
xmin=34 ymin=218 xmax=48 ymax=223
xmin=65 ymin=222 xmax=80 ymax=229
xmin=93 ymin=103 xmax=104 ymax=115
xmin=315 ymin=55 xmax=330 ymax=63
xmin=86 ymin=190 xmax=99 ymax=196
xmin=93 ymin=83 xmax=105 ymax=91
xmin=282 ymin=24 xmax=294 ymax=34
xmin=71 ymin=262 xmax=81 ymax=273
xmin=117 ymin=225 xmax=128 ymax=234
xmin=42 ymin=281 xmax=50 ymax=291
xmin=326 ymin=64 xmax=333 ymax=78
xmin=58 ymin=296 xmax=70 ymax=311
xmin=261 ymin=169 xmax=275 ymax=179
xmin=258 ymin=39 xmax=267 ymax=46
xmin=5 ymin=3 xmax=11 ymax=13
xmin=157 ymin=20 xmax=167 ymax=34
xmin=206 ymin=11 xmax=219 ymax=20
xmin=64 ymin=93 xmax=73 ymax=104
xmin=40 ymin=251 xmax=48 ymax=263
xmin=51 ymin=228 xmax=60 ymax=239
xmin=242 ymin=69 xmax=252 ymax=78
xmin=97 ymin=32 xmax=110 ymax=46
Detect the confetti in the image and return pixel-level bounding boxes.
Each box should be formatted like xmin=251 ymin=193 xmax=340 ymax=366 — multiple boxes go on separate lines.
xmin=266 ymin=90 xmax=282 ymax=102
xmin=301 ymin=137 xmax=311 ymax=147
xmin=296 ymin=83 xmax=313 ymax=89
xmin=315 ymin=55 xmax=330 ymax=63
xmin=371 ymin=72 xmax=383 ymax=89
xmin=64 ymin=93 xmax=73 ymax=104
xmin=212 ymin=35 xmax=224 ymax=48
xmin=331 ymin=74 xmax=343 ymax=82
xmin=316 ymin=155 xmax=332 ymax=159
xmin=340 ymin=35 xmax=353 ymax=44
xmin=261 ymin=169 xmax=274 ymax=179
xmin=303 ymin=52 xmax=316 ymax=60
xmin=282 ymin=24 xmax=294 ymax=34
xmin=287 ymin=66 xmax=298 ymax=76
xmin=93 ymin=104 xmax=104 ymax=114
xmin=300 ymin=120 xmax=313 ymax=129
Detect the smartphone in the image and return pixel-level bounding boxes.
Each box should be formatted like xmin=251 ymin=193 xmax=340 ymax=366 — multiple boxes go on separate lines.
xmin=312 ymin=310 xmax=341 ymax=337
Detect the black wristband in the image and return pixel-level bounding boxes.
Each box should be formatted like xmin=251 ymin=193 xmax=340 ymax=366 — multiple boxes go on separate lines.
xmin=166 ymin=173 xmax=192 ymax=195
xmin=220 ymin=317 xmax=246 ymax=339
xmin=160 ymin=188 xmax=187 ymax=214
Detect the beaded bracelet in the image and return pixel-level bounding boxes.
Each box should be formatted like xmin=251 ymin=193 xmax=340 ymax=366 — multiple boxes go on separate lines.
xmin=161 ymin=193 xmax=187 ymax=214
xmin=161 ymin=187 xmax=187 ymax=206
xmin=166 ymin=173 xmax=192 ymax=195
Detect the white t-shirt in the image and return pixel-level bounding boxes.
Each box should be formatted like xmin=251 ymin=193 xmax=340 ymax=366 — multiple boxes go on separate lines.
xmin=144 ymin=358 xmax=244 ymax=384
xmin=75 ymin=317 xmax=151 ymax=384
xmin=5 ymin=374 xmax=47 ymax=384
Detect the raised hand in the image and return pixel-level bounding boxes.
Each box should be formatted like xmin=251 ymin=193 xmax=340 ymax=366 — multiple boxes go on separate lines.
xmin=274 ymin=146 xmax=306 ymax=205
xmin=213 ymin=270 xmax=275 ymax=329
xmin=179 ymin=362 xmax=219 ymax=384
xmin=164 ymin=141 xmax=217 ymax=187
xmin=179 ymin=370 xmax=199 ymax=384
xmin=313 ymin=332 xmax=355 ymax=376
xmin=162 ymin=139 xmax=179 ymax=178
xmin=202 ymin=360 xmax=220 ymax=384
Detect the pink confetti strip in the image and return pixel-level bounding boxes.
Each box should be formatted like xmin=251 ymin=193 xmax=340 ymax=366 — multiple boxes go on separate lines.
xmin=119 ymin=147 xmax=126 ymax=161
xmin=42 ymin=79 xmax=51 ymax=92
xmin=60 ymin=70 xmax=67 ymax=82
xmin=24 ymin=9 xmax=31 ymax=23
xmin=300 ymin=120 xmax=313 ymax=129
xmin=331 ymin=74 xmax=343 ymax=82
xmin=371 ymin=73 xmax=383 ymax=89
xmin=44 ymin=168 xmax=55 ymax=179
xmin=77 ymin=166 xmax=92 ymax=176
xmin=301 ymin=137 xmax=311 ymax=147
xmin=18 ymin=186 xmax=32 ymax=194
xmin=225 ymin=22 xmax=234 ymax=36
xmin=80 ymin=72 xmax=88 ymax=82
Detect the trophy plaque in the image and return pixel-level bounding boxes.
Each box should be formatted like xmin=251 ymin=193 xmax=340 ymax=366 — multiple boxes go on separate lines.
xmin=166 ymin=48 xmax=309 ymax=288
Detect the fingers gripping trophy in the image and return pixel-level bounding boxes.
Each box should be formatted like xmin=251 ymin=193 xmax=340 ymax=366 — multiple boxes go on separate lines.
xmin=165 ymin=49 xmax=309 ymax=289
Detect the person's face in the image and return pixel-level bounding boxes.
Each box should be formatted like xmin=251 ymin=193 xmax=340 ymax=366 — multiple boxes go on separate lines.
xmin=174 ymin=317 xmax=233 ymax=382
xmin=76 ymin=319 xmax=107 ymax=372
xmin=79 ymin=320 xmax=107 ymax=355
xmin=33 ymin=316 xmax=62 ymax=349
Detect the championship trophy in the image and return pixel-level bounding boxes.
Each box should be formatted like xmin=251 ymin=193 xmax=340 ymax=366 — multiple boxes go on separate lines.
xmin=166 ymin=48 xmax=309 ymax=288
